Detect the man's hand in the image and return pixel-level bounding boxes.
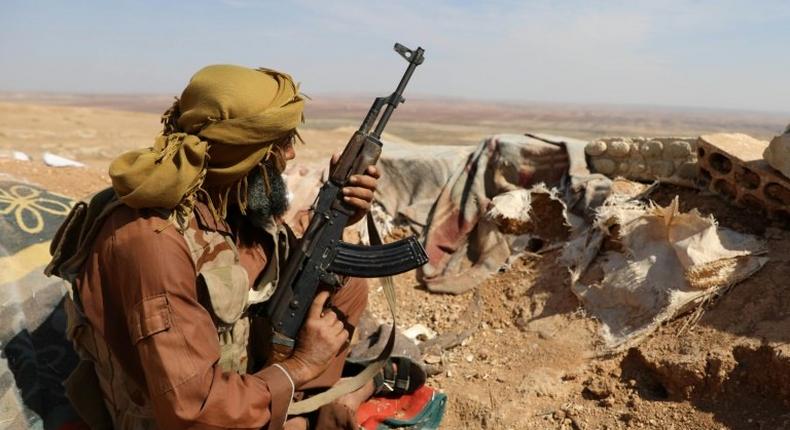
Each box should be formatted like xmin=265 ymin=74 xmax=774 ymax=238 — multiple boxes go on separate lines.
xmin=281 ymin=291 xmax=349 ymax=389
xmin=330 ymin=152 xmax=381 ymax=226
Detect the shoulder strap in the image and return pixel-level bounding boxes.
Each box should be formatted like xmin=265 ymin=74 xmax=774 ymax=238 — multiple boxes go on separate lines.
xmin=46 ymin=187 xmax=123 ymax=282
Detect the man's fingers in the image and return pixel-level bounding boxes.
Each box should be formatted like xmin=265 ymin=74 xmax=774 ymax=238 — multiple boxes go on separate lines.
xmin=309 ymin=291 xmax=331 ymax=319
xmin=366 ymin=165 xmax=381 ymax=179
xmin=331 ymin=320 xmax=346 ymax=336
xmin=330 ymin=152 xmax=341 ymax=167
xmin=342 ymin=196 xmax=370 ymax=211
xmin=337 ymin=329 xmax=350 ymax=346
xmin=334 ymin=327 xmax=349 ymax=344
xmin=342 ymin=186 xmax=374 ymax=202
xmin=322 ymin=309 xmax=338 ymax=324
xmin=347 ymin=174 xmax=377 ymax=190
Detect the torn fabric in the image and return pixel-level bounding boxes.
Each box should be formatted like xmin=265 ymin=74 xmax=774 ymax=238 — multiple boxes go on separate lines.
xmin=563 ymin=196 xmax=768 ymax=349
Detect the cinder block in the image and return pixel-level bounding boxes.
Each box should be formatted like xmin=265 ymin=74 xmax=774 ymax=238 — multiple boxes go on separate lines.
xmin=697 ymin=133 xmax=789 ymax=220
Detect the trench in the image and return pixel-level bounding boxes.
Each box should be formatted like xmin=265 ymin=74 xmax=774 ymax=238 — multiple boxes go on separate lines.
xmin=619 ymin=345 xmax=790 ymax=429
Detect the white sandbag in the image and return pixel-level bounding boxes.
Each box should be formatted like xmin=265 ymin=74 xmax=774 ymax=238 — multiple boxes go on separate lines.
xmin=563 ymin=197 xmax=768 ymax=350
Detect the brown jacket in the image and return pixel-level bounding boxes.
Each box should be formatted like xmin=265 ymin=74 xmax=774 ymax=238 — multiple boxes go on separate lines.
xmin=72 ymin=203 xmax=367 ymax=429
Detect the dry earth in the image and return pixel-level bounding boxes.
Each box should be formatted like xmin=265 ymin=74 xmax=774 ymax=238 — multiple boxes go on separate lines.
xmin=1 ymin=98 xmax=788 ymax=429
xmin=3 ymin=92 xmax=787 ymax=145
xmin=367 ymin=187 xmax=790 ymax=430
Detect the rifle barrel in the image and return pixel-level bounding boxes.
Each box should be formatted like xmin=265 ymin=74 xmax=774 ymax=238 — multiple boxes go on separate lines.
xmin=372 ymin=46 xmax=424 ymax=138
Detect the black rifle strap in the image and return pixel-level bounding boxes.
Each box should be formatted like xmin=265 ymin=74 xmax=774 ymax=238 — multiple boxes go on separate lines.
xmin=287 ymin=213 xmax=397 ymax=415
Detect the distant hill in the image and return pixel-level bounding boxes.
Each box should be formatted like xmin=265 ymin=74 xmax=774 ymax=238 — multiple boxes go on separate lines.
xmin=1 ymin=92 xmax=786 ymax=145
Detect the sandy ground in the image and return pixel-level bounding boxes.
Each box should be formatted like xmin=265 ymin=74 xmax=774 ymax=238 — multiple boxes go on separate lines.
xmin=1 ymin=100 xmax=788 ymax=429
xmin=366 ymin=186 xmax=790 ymax=430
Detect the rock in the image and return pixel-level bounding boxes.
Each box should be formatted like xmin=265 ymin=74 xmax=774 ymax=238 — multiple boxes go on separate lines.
xmin=586 ymin=136 xmax=698 ymax=187
xmin=764 ymin=133 xmax=790 ymax=179
xmin=0 ymin=150 xmax=31 ymax=161
xmin=586 ymin=140 xmax=608 ymax=156
xmin=591 ymin=158 xmax=616 ymax=175
xmin=666 ymin=140 xmax=692 ymax=158
xmin=403 ymin=323 xmax=437 ymax=343
xmin=648 ymin=160 xmax=675 ymax=177
xmin=424 ymin=354 xmax=442 ymax=365
xmin=425 ymin=364 xmax=444 ymax=376
xmin=561 ymin=373 xmax=578 ymax=381
xmin=608 ymin=140 xmax=631 ymax=157
xmin=676 ymin=162 xmax=698 ymax=180
xmin=640 ymin=140 xmax=663 ymax=157
xmin=583 ymin=377 xmax=613 ymax=399
xmin=42 ymin=151 xmax=85 ymax=167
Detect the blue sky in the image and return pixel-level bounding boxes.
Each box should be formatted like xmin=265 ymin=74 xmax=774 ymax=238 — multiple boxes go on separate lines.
xmin=2 ymin=0 xmax=789 ymax=113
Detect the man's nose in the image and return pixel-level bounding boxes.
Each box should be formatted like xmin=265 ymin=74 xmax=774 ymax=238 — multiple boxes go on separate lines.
xmin=284 ymin=142 xmax=296 ymax=160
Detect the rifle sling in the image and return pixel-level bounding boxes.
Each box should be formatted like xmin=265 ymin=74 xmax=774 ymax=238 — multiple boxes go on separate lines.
xmin=286 ymin=213 xmax=397 ymax=415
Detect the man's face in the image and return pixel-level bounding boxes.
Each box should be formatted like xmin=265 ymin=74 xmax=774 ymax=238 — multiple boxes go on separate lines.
xmin=244 ymin=138 xmax=295 ymax=227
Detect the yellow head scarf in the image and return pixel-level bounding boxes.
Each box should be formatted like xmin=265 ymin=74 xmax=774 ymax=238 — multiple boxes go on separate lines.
xmin=109 ymin=65 xmax=304 ymax=226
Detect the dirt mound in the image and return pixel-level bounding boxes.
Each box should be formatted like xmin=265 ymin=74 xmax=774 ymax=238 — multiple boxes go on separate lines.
xmin=369 ymin=184 xmax=790 ymax=429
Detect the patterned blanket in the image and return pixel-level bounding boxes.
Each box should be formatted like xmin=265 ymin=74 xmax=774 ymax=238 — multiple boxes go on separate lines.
xmin=0 ymin=180 xmax=80 ymax=429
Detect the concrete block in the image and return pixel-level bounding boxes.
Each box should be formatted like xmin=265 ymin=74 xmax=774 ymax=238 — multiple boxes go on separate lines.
xmin=697 ymin=133 xmax=789 ymax=220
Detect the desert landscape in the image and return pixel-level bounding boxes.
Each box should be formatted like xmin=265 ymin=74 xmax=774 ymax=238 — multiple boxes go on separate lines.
xmin=1 ymin=94 xmax=788 ymax=429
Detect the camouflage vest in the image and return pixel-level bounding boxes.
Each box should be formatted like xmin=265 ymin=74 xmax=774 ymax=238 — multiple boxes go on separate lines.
xmin=181 ymin=215 xmax=289 ymax=373
xmin=64 ymin=209 xmax=289 ymax=429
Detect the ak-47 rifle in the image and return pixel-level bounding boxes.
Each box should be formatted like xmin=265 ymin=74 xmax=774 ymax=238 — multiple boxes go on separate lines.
xmin=259 ymin=43 xmax=428 ymax=362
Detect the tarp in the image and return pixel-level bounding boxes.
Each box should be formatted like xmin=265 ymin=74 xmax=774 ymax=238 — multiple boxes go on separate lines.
xmin=282 ymin=142 xmax=474 ymax=239
xmin=284 ymin=134 xmax=595 ymax=294
xmin=562 ymin=195 xmax=768 ymax=349
xmin=0 ymin=179 xmax=80 ymax=429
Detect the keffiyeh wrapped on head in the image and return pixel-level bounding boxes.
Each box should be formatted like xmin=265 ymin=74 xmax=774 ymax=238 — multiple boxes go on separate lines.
xmin=109 ymin=64 xmax=304 ymax=227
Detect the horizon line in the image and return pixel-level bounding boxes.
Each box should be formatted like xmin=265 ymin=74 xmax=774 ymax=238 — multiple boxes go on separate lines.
xmin=1 ymin=90 xmax=788 ymax=117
